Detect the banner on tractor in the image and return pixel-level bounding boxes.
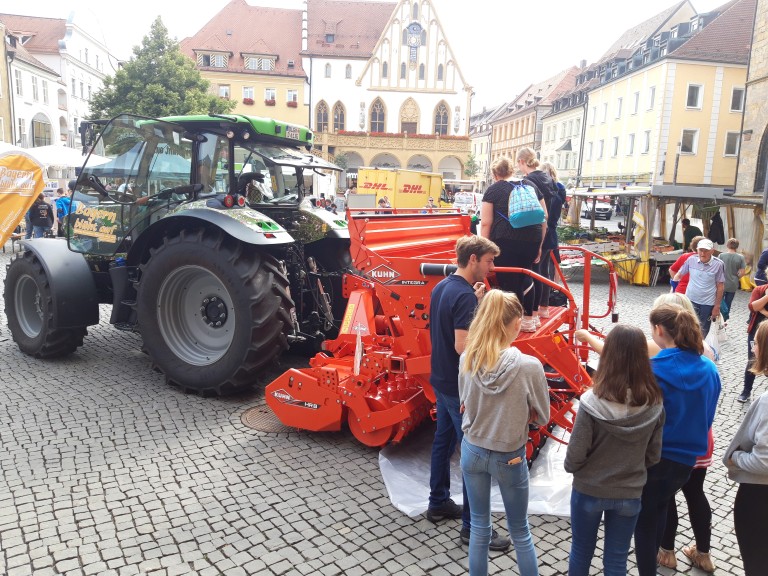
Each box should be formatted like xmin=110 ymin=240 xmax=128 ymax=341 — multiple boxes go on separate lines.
xmin=0 ymin=151 xmax=45 ymax=246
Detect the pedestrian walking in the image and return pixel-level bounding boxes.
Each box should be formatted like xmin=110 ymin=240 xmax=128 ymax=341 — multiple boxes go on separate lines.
xmin=724 ymin=320 xmax=768 ymax=576
xmin=737 ymin=282 xmax=768 ymax=403
xmin=565 ymin=324 xmax=664 ymax=576
xmin=668 ymin=236 xmax=703 ymax=294
xmin=427 ymin=235 xmax=510 ymax=552
xmin=633 ymin=304 xmax=721 ymax=576
xmin=459 ymin=289 xmax=549 ymax=576
xmin=29 ymin=193 xmax=54 ymax=238
xmin=719 ymin=238 xmax=747 ymax=311
xmin=672 ymin=238 xmax=724 ymax=337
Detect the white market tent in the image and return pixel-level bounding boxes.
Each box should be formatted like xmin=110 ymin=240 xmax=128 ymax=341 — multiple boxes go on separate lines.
xmin=26 ymin=145 xmax=109 ymax=169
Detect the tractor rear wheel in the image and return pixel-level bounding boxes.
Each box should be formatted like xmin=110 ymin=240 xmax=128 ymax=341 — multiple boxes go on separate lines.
xmin=136 ymin=229 xmax=293 ymax=395
xmin=3 ymin=252 xmax=87 ymax=357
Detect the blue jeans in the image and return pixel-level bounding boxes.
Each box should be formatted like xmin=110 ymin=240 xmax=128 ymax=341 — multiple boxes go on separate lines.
xmin=429 ymin=389 xmax=470 ymax=530
xmin=633 ymin=458 xmax=693 ymax=576
xmin=569 ymin=489 xmax=641 ymax=576
xmin=723 ymin=290 xmax=735 ymax=311
xmin=32 ymin=225 xmax=51 ymax=238
xmin=461 ymin=439 xmax=538 ymax=576
xmin=691 ymin=301 xmax=714 ymax=338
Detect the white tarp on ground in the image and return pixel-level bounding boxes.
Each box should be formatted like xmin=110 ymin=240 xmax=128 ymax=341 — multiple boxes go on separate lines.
xmin=379 ymin=421 xmax=574 ymax=518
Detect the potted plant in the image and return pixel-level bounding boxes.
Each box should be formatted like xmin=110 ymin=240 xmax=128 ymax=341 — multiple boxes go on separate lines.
xmin=264 ymin=99 xmax=276 ymax=106
xmin=243 ymin=97 xmax=254 ymax=105
xmin=287 ymin=101 xmax=298 ymax=108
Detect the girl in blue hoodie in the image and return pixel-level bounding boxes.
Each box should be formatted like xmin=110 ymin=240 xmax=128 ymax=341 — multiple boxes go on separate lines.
xmin=459 ymin=290 xmax=550 ymax=576
xmin=565 ymin=325 xmax=665 ymax=576
xmin=633 ymin=304 xmax=721 ymax=576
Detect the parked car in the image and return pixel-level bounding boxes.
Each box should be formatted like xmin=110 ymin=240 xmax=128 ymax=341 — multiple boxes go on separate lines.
xmin=581 ymin=200 xmax=613 ymax=220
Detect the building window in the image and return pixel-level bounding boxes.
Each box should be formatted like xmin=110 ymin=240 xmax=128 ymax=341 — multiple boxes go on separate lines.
xmin=15 ymin=70 xmax=23 ymax=96
xmin=437 ymin=64 xmax=443 ymax=81
xmin=686 ymin=84 xmax=703 ymax=109
xmin=616 ymin=97 xmax=623 ymax=118
xmin=84 ymin=47 xmax=89 ymax=64
xmin=568 ymin=120 xmax=573 ymax=136
xmin=370 ymin=99 xmax=385 ymax=132
xmin=601 ymin=103 xmax=607 ymax=123
xmin=80 ymin=82 xmax=84 ymax=99
xmin=400 ymin=63 xmax=406 ymax=79
xmin=88 ymin=85 xmax=91 ymax=101
xmin=333 ymin=102 xmax=345 ymax=131
xmin=265 ymin=87 xmax=276 ymax=101
xmin=590 ymin=106 xmax=596 ymax=126
xmin=586 ymin=141 xmax=593 ymax=160
xmin=382 ymin=61 xmax=388 ymax=78
xmin=32 ymin=77 xmax=39 ymax=101
xmin=31 ymin=115 xmax=52 ymax=147
xmin=724 ymin=131 xmax=740 ymax=156
xmin=287 ymin=89 xmax=298 ymax=103
xmin=218 ymin=85 xmax=230 ymax=99
xmin=627 ymin=133 xmax=635 ymax=155
xmin=680 ymin=129 xmax=699 ymax=154
xmin=200 ymin=54 xmax=226 ymax=68
xmin=316 ymin=101 xmax=329 ymax=132
xmin=325 ymin=34 xmax=335 ymax=43
xmin=419 ymin=63 xmax=425 ymax=80
xmin=731 ymin=87 xmax=745 ymax=112
xmin=96 ymin=54 xmax=99 ymax=69
xmin=413 ymin=2 xmax=418 ymax=19
xmin=325 ymin=63 xmax=332 ymax=78
xmin=643 ymin=130 xmax=651 ymax=154
xmin=345 ymin=64 xmax=352 ymax=79
xmin=598 ymin=139 xmax=604 ymax=159
xmin=647 ymin=86 xmax=656 ymax=110
xmin=243 ymin=86 xmax=254 ymax=100
xmin=574 ymin=118 xmax=581 ymax=135
xmin=611 ymin=137 xmax=619 ymax=157
xmin=71 ymin=78 xmax=76 ymax=97
xmin=42 ymin=80 xmax=48 ymax=104
xmin=560 ymin=123 xmax=566 ymax=138
xmin=632 ymin=91 xmax=640 ymax=114
xmin=434 ymin=103 xmax=449 ymax=135
xmin=17 ymin=118 xmax=26 ymax=145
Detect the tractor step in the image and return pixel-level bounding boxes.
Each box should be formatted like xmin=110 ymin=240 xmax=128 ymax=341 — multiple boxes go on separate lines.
xmin=114 ymin=322 xmax=137 ymax=332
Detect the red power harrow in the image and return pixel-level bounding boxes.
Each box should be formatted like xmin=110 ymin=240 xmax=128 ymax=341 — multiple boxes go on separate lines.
xmin=266 ymin=210 xmax=618 ymax=457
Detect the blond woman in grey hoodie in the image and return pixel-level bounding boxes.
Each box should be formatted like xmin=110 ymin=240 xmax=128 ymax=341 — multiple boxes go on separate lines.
xmin=458 ymin=290 xmax=550 ymax=576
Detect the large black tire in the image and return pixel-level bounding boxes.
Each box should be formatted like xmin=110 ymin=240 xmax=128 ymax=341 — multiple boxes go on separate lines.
xmin=136 ymin=228 xmax=293 ymax=394
xmin=3 ymin=252 xmax=87 ymax=357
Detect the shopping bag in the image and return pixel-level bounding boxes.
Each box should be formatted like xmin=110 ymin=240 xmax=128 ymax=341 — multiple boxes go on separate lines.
xmin=704 ymin=319 xmax=726 ymax=362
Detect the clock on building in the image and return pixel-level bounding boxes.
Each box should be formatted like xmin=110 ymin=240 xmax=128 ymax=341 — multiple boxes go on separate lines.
xmin=406 ymin=22 xmax=422 ymax=66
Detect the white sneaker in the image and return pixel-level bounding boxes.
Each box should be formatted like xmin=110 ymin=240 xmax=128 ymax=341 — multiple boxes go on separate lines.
xmin=539 ymin=306 xmax=550 ymax=318
xmin=520 ymin=318 xmax=537 ymax=332
xmin=534 ymin=316 xmax=541 ymax=329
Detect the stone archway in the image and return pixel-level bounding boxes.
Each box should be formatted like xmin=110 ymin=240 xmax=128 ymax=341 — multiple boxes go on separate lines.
xmin=438 ymin=155 xmax=463 ymax=179
xmin=370 ymin=153 xmax=401 ymax=169
xmin=407 ymin=154 xmax=432 ymax=172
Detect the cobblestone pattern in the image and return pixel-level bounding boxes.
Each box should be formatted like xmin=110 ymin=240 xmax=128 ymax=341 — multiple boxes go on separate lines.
xmin=0 ymin=241 xmax=750 ymax=575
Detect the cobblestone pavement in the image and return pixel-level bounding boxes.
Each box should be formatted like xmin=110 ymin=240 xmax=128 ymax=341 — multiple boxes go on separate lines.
xmin=0 ymin=240 xmax=752 ymax=575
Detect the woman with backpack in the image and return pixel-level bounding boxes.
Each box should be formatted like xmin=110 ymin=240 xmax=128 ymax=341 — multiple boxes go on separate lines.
xmin=535 ymin=162 xmax=567 ymax=320
xmin=480 ymin=153 xmax=547 ymax=332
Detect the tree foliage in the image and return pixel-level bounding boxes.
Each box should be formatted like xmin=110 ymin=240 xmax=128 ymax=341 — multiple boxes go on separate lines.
xmin=89 ymin=18 xmax=235 ymax=119
xmin=464 ymin=153 xmax=480 ymax=178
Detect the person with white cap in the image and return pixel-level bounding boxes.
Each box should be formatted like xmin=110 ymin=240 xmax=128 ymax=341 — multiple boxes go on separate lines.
xmin=672 ymin=237 xmax=725 ymax=337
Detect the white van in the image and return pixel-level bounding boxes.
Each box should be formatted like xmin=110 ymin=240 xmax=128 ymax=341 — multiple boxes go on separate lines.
xmin=452 ymin=191 xmax=484 ymax=214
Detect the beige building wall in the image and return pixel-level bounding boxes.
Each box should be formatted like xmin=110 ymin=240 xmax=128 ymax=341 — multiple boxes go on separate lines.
xmin=540 ymin=106 xmax=584 ymax=184
xmin=736 ymin=0 xmax=768 ymax=196
xmin=201 ymin=70 xmax=308 ymax=124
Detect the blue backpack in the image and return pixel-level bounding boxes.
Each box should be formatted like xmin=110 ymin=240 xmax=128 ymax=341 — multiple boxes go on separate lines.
xmin=497 ymin=179 xmax=545 ymax=228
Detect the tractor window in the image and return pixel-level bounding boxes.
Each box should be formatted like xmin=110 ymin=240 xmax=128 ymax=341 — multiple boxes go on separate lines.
xmin=198 ymin=134 xmax=230 ymax=194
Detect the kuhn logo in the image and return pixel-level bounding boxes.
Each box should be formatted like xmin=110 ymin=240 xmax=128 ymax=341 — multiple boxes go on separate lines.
xmin=369 ymin=265 xmax=400 ymax=284
xmin=272 ymin=389 xmax=295 ymax=403
xmin=402 ymin=184 xmax=424 ymax=194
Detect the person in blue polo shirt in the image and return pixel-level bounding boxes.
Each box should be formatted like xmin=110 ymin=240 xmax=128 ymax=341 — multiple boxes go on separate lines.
xmin=427 ymin=234 xmax=511 ymax=552
xmin=673 ymin=238 xmax=724 ymax=337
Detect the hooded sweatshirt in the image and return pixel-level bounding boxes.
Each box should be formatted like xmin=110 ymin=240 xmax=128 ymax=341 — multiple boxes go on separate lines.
xmin=459 ymin=347 xmax=550 ymax=453
xmin=651 ymin=348 xmax=721 ymax=466
xmin=723 ymin=391 xmax=768 ymax=485
xmin=564 ymin=389 xmax=665 ymax=499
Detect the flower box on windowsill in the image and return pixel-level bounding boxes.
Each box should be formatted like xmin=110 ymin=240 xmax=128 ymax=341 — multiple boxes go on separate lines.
xmin=264 ymin=99 xmax=276 ymax=106
xmin=242 ymin=98 xmax=254 ymax=105
xmin=287 ymin=101 xmax=298 ymax=108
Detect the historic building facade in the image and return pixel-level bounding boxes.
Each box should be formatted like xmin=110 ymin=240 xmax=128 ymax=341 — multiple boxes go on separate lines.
xmin=304 ymin=0 xmax=471 ymax=180
xmin=179 ymin=0 xmax=308 ymax=125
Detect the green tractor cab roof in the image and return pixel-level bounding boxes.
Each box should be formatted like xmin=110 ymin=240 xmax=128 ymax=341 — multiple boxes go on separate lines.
xmin=159 ymin=114 xmax=314 ymax=149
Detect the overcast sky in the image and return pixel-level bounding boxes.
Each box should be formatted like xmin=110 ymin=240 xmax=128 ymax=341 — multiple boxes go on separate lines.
xmin=6 ymin=0 xmax=727 ymax=111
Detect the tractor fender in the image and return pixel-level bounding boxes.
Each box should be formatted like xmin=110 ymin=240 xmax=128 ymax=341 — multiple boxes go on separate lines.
xmin=126 ymin=208 xmax=294 ymax=264
xmin=18 ymin=239 xmax=99 ymax=328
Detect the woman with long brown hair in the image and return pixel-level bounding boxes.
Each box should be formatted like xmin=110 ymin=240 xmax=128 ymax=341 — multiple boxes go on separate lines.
xmin=633 ymin=305 xmax=721 ymax=576
xmin=565 ymin=325 xmax=664 ymax=576
xmin=459 ymin=290 xmax=549 ymax=575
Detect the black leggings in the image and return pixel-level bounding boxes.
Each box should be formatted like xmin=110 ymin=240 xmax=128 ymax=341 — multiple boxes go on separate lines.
xmin=493 ymin=238 xmax=539 ymax=316
xmin=660 ymin=467 xmax=711 ymax=552
xmin=735 ymin=482 xmax=768 ymax=576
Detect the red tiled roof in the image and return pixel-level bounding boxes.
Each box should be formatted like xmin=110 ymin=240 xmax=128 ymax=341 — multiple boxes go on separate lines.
xmin=0 ymin=13 xmax=66 ymax=55
xmin=669 ymin=0 xmax=756 ymax=65
xmin=179 ymin=0 xmax=306 ymax=77
xmin=303 ymin=0 xmax=397 ymax=58
xmin=6 ymin=39 xmax=59 ymax=76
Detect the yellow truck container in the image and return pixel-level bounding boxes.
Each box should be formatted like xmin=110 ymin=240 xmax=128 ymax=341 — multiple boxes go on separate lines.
xmin=356 ymin=167 xmax=443 ymax=209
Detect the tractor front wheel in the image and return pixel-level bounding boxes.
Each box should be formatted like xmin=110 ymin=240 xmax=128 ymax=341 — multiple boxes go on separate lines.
xmin=3 ymin=252 xmax=87 ymax=357
xmin=136 ymin=229 xmax=293 ymax=394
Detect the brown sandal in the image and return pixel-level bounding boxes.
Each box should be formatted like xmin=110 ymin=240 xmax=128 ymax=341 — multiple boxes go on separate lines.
xmin=657 ymin=547 xmax=677 ymax=569
xmin=683 ymin=544 xmax=716 ymax=573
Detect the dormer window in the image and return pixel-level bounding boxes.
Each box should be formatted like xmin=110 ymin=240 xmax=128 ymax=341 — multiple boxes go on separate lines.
xmin=199 ymin=53 xmax=227 ymax=68
xmin=245 ymin=56 xmax=275 ymax=71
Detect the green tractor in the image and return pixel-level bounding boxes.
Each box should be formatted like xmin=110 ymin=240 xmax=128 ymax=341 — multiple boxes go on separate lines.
xmin=3 ymin=114 xmax=349 ymax=394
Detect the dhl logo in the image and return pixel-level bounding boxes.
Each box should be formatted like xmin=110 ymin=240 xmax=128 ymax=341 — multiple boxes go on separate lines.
xmin=401 ymin=184 xmax=424 ymax=194
xmin=361 ymin=182 xmax=392 ymax=191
